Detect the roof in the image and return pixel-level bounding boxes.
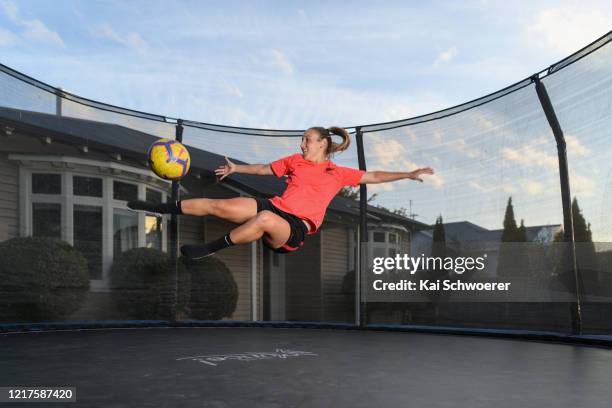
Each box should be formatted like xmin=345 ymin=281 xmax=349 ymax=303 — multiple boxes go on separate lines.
xmin=424 ymin=221 xmax=561 ymax=243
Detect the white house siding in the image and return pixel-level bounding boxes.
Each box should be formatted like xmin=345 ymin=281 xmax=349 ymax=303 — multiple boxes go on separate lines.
xmin=204 ymin=217 xmax=254 ymax=320
xmin=284 ymin=233 xmax=322 ymax=321
xmin=320 ymin=226 xmax=353 ymax=323
xmin=0 ymin=154 xmax=18 ymax=242
xmin=195 ymin=182 xmax=257 ymax=321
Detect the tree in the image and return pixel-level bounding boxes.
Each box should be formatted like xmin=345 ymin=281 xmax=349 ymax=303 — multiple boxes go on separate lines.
xmin=571 ymin=197 xmax=598 ymax=292
xmin=431 ymin=215 xmax=447 ymax=259
xmin=551 ymin=197 xmax=597 ymax=292
xmin=501 ymin=197 xmax=520 ymax=242
xmin=338 ymin=186 xmax=359 ymax=200
xmin=497 ymin=197 xmax=530 ymax=278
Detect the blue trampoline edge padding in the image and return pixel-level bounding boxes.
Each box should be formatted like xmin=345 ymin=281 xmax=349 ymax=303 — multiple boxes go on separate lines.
xmin=1 ymin=320 xmax=612 ymax=348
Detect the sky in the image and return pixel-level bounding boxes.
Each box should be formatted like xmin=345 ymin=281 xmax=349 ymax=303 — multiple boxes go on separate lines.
xmin=0 ymin=0 xmax=610 ymax=128
xmin=0 ymin=0 xmax=611 ymax=242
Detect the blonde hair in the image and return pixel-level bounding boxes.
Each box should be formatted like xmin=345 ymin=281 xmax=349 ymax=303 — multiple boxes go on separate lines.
xmin=308 ymin=126 xmax=351 ymax=156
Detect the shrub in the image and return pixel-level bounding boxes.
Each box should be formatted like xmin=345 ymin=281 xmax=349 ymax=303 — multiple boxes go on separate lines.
xmin=110 ymin=248 xmax=189 ymax=320
xmin=183 ymin=256 xmax=238 ymax=320
xmin=0 ymin=237 xmax=89 ymax=322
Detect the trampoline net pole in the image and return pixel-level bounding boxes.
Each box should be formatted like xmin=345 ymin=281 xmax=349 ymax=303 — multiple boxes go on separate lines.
xmin=169 ymin=119 xmax=184 ymax=323
xmin=355 ymin=127 xmax=368 ymax=327
xmin=533 ymin=77 xmax=583 ymax=335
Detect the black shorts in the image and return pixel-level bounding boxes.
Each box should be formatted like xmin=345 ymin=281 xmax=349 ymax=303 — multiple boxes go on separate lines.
xmin=255 ymin=197 xmax=308 ymax=254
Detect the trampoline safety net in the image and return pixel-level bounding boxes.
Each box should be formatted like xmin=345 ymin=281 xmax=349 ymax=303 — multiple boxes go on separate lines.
xmin=0 ymin=31 xmax=610 ymax=336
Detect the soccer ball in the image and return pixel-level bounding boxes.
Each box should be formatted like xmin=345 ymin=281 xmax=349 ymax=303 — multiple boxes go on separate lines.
xmin=148 ymin=138 xmax=191 ymax=180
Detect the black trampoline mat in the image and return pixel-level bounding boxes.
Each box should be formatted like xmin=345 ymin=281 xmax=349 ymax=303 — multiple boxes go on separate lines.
xmin=1 ymin=327 xmax=612 ymax=407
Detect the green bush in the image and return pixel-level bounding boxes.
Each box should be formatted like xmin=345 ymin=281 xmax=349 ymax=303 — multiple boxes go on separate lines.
xmin=110 ymin=248 xmax=190 ymax=320
xmin=183 ymin=257 xmax=238 ymax=320
xmin=0 ymin=237 xmax=89 ymax=322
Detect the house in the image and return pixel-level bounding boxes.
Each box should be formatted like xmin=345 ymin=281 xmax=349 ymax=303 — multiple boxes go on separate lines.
xmin=0 ymin=106 xmax=427 ymax=323
xmin=411 ymin=221 xmax=562 ymax=278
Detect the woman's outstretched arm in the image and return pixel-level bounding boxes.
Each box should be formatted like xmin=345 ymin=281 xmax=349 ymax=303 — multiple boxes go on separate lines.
xmin=215 ymin=156 xmax=274 ymax=180
xmin=359 ymin=167 xmax=434 ymax=184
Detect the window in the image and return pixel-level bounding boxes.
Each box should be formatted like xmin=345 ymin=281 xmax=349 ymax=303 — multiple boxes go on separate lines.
xmin=74 ymin=205 xmax=103 ymax=280
xmin=113 ymin=181 xmax=138 ymax=201
xmin=146 ymin=188 xmax=162 ymax=204
xmin=369 ymin=229 xmax=403 ymax=274
xmin=373 ymin=247 xmax=386 ymax=258
xmin=32 ymin=203 xmax=61 ymax=238
xmin=146 ymin=215 xmax=162 ymax=250
xmin=74 ymin=176 xmax=102 ymax=197
xmin=32 ymin=173 xmax=61 ymax=194
xmin=23 ymin=166 xmax=168 ymax=287
xmin=113 ymin=209 xmax=138 ymax=256
xmin=373 ymin=231 xmax=386 ymax=243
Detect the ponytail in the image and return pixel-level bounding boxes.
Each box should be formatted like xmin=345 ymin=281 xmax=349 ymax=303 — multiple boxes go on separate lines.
xmin=308 ymin=126 xmax=351 ymax=157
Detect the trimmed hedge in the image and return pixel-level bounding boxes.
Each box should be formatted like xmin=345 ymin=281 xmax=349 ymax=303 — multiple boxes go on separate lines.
xmin=110 ymin=248 xmax=190 ymax=320
xmin=0 ymin=237 xmax=89 ymax=322
xmin=183 ymin=257 xmax=238 ymax=320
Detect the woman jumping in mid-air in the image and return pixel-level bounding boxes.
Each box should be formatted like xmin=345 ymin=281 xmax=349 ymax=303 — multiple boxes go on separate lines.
xmin=128 ymin=126 xmax=434 ymax=260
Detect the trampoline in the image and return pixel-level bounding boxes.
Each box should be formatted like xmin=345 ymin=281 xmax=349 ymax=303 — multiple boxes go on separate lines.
xmin=0 ymin=25 xmax=611 ymax=408
xmin=1 ymin=326 xmax=612 ymax=407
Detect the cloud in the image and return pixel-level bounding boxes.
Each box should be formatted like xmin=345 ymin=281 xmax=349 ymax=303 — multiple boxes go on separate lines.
xmin=270 ymin=49 xmax=294 ymax=74
xmin=400 ymin=127 xmax=418 ymax=143
xmin=0 ymin=27 xmax=18 ymax=46
xmin=570 ymin=171 xmax=595 ymax=198
xmin=371 ymin=136 xmax=407 ymax=165
xmin=502 ymin=144 xmax=557 ymax=171
xmin=433 ymin=46 xmax=458 ymax=67
xmin=523 ymin=180 xmax=544 ymax=195
xmin=452 ymin=138 xmax=482 ymax=159
xmin=0 ymin=0 xmax=17 ymax=19
xmin=427 ymin=173 xmax=445 ymax=188
xmin=502 ymin=183 xmax=516 ymax=193
xmin=222 ymin=82 xmax=244 ymax=98
xmin=468 ymin=180 xmax=496 ymax=193
xmin=0 ymin=0 xmax=65 ymax=48
xmin=95 ymin=23 xmax=149 ymax=54
xmin=565 ymin=134 xmax=591 ymax=157
xmin=527 ymin=7 xmax=612 ymax=54
xmin=21 ymin=19 xmax=65 ymax=47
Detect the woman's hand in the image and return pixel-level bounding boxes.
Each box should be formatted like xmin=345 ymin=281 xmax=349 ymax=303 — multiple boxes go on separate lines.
xmin=215 ymin=156 xmax=237 ymax=180
xmin=411 ymin=167 xmax=434 ymax=182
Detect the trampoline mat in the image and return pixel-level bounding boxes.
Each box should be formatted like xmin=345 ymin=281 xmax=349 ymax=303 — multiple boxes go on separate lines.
xmin=1 ymin=327 xmax=611 ymax=407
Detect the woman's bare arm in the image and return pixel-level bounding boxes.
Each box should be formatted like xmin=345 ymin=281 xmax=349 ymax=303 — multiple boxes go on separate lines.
xmin=215 ymin=156 xmax=274 ymax=180
xmin=359 ymin=167 xmax=434 ymax=184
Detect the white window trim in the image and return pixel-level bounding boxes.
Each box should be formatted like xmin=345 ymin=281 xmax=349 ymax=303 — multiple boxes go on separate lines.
xmin=13 ymin=156 xmax=171 ymax=292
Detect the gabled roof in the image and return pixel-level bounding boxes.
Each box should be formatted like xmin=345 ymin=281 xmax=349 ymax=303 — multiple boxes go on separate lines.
xmin=422 ymin=220 xmax=561 ymax=243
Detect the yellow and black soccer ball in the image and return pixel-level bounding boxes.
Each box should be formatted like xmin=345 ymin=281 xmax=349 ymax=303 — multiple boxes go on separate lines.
xmin=147 ymin=138 xmax=191 ymax=180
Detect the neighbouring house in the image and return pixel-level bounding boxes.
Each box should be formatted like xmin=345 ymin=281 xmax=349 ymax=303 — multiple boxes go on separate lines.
xmin=412 ymin=221 xmax=562 ymax=278
xmin=0 ymin=106 xmax=428 ymax=323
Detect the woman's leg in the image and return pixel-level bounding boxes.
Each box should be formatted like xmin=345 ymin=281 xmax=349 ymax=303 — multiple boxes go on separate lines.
xmin=129 ymin=197 xmax=258 ymax=224
xmin=181 ymin=197 xmax=257 ymax=224
xmin=228 ymin=210 xmax=291 ymax=247
xmin=181 ymin=210 xmax=291 ymax=259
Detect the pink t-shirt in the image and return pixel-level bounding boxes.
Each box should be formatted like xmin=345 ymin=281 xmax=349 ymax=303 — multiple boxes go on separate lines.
xmin=269 ymin=153 xmax=365 ymax=234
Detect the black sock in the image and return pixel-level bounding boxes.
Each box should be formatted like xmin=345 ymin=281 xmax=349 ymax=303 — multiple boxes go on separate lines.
xmin=180 ymin=234 xmax=235 ymax=259
xmin=127 ymin=199 xmax=183 ymax=214
xmin=207 ymin=234 xmax=235 ymax=252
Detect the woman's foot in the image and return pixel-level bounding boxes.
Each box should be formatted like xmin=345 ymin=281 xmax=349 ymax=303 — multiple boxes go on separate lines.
xmin=127 ymin=200 xmax=182 ymax=214
xmin=180 ymin=244 xmax=216 ymax=260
